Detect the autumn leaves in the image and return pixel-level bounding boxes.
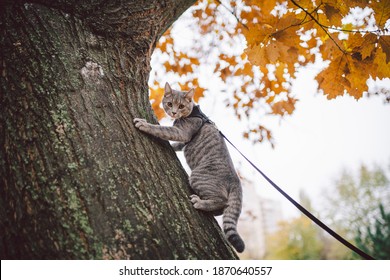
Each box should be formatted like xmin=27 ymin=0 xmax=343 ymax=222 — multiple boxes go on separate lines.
xmin=241 ymin=0 xmax=390 ymax=101
xmin=150 ymin=0 xmax=390 ymax=143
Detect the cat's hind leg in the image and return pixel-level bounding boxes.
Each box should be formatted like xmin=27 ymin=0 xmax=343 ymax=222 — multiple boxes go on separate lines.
xmin=190 ymin=194 xmax=227 ymax=213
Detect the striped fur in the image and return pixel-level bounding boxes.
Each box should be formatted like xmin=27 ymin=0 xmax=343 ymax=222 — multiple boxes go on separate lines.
xmin=134 ymin=83 xmax=245 ymax=252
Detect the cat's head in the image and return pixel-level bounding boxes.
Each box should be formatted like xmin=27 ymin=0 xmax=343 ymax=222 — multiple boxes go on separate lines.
xmin=162 ymin=82 xmax=194 ymax=119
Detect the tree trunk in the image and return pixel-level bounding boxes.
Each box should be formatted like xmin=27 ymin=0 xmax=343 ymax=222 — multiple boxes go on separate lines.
xmin=0 ymin=0 xmax=238 ymax=259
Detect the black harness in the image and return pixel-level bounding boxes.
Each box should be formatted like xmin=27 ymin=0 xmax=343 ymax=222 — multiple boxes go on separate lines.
xmin=186 ymin=105 xmax=214 ymax=125
xmin=173 ymin=105 xmax=214 ymax=126
xmin=173 ymin=105 xmax=215 ymax=144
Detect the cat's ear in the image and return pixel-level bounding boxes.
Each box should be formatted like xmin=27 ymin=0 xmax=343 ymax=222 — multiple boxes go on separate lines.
xmin=185 ymin=88 xmax=195 ymax=101
xmin=164 ymin=82 xmax=172 ymax=96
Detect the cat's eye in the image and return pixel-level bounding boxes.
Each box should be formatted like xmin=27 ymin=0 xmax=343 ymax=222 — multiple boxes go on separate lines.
xmin=167 ymin=102 xmax=172 ymax=107
xmin=179 ymin=104 xmax=184 ymax=109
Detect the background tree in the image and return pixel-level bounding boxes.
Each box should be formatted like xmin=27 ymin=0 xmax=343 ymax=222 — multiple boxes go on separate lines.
xmin=0 ymin=0 xmax=237 ymax=259
xmin=265 ymin=166 xmax=390 ymax=260
xmin=355 ymin=204 xmax=390 ymax=260
xmin=322 ymin=164 xmax=390 ymax=237
xmin=265 ymin=190 xmax=325 ymax=259
xmin=150 ymin=0 xmax=390 ymax=145
xmin=321 ymin=164 xmax=390 ymax=259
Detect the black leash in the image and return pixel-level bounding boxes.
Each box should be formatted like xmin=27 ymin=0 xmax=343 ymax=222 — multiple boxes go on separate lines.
xmin=219 ymin=131 xmax=375 ymax=260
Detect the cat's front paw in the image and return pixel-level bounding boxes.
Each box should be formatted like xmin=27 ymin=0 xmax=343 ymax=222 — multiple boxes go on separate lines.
xmin=190 ymin=194 xmax=201 ymax=209
xmin=134 ymin=118 xmax=150 ymax=131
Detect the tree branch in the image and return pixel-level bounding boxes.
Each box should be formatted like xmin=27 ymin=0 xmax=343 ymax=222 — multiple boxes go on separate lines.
xmin=216 ymin=0 xmax=248 ymax=30
xmin=290 ymin=0 xmax=346 ymax=54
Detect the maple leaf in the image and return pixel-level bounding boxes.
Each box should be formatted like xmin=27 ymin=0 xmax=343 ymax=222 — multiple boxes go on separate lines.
xmin=245 ymin=43 xmax=269 ymax=68
xmin=271 ymin=97 xmax=297 ymax=116
xmin=371 ymin=0 xmax=390 ymax=28
xmin=322 ymin=0 xmax=349 ymax=25
xmin=345 ymin=56 xmax=373 ymax=99
xmin=378 ymin=36 xmax=390 ymax=64
xmin=323 ymin=3 xmax=343 ymax=26
xmin=149 ymin=86 xmax=166 ymax=120
xmin=316 ymin=54 xmax=349 ymax=99
xmin=374 ymin=48 xmax=390 ymax=79
xmin=244 ymin=23 xmax=273 ymax=47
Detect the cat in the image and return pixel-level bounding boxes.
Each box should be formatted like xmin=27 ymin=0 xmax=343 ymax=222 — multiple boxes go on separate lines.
xmin=134 ymin=82 xmax=245 ymax=253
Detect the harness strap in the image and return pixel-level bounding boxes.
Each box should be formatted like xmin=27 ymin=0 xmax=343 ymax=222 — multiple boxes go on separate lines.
xmin=178 ymin=105 xmax=214 ymax=144
xmin=187 ymin=105 xmax=214 ymax=125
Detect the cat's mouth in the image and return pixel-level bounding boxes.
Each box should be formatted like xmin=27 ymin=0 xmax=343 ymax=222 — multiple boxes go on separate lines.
xmin=169 ymin=112 xmax=186 ymax=119
xmin=169 ymin=113 xmax=179 ymax=119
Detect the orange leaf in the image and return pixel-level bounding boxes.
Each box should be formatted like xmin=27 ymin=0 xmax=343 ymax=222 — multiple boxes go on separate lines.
xmin=244 ymin=23 xmax=273 ymax=47
xmin=316 ymin=54 xmax=348 ymax=99
xmin=371 ymin=1 xmax=390 ymax=28
xmin=245 ymin=44 xmax=269 ymax=68
xmin=374 ymin=47 xmax=390 ymax=79
xmin=379 ymin=35 xmax=390 ymax=64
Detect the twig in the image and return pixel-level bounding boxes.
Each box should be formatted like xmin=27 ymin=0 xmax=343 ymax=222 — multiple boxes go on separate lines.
xmin=326 ymin=26 xmax=385 ymax=34
xmin=290 ymin=0 xmax=346 ymax=53
xmin=216 ymin=0 xmax=249 ymax=30
xmin=290 ymin=0 xmax=388 ymax=50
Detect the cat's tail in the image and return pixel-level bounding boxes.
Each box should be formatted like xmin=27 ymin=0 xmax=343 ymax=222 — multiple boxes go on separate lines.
xmin=223 ymin=187 xmax=245 ymax=253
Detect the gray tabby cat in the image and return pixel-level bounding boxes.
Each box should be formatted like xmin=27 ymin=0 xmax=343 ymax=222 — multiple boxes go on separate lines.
xmin=134 ymin=82 xmax=245 ymax=253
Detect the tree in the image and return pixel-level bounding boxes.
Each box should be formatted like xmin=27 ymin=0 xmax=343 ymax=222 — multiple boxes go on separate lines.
xmin=266 ymin=166 xmax=390 ymax=260
xmin=355 ymin=204 xmax=390 ymax=260
xmin=150 ymin=0 xmax=390 ymax=144
xmin=0 ymin=0 xmax=237 ymax=259
xmin=265 ymin=215 xmax=325 ymax=259
xmin=264 ymin=191 xmax=325 ymax=259
xmin=323 ymin=164 xmax=390 ymax=237
xmin=321 ymin=164 xmax=390 ymax=259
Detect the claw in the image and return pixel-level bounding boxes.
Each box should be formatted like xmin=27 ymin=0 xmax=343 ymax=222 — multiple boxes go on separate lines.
xmin=190 ymin=194 xmax=200 ymax=204
xmin=133 ymin=118 xmax=149 ymax=130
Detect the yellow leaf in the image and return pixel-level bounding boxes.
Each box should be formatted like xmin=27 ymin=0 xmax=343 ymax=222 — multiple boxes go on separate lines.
xmin=245 ymin=44 xmax=269 ymax=68
xmin=149 ymin=87 xmax=165 ymax=120
xmin=271 ymin=98 xmax=296 ymax=115
xmin=360 ymin=35 xmax=377 ymax=60
xmin=287 ymin=0 xmax=314 ymax=11
xmin=346 ymin=57 xmax=371 ymax=99
xmin=266 ymin=41 xmax=290 ymax=63
xmin=379 ymin=35 xmax=390 ymax=64
xmin=372 ymin=1 xmax=390 ymax=28
xmin=235 ymin=62 xmax=254 ymax=77
xmin=258 ymin=0 xmax=278 ymax=16
xmin=321 ymin=0 xmax=349 ymax=26
xmin=316 ymin=55 xmax=349 ymax=99
xmin=346 ymin=33 xmax=377 ymax=60
xmin=374 ymin=48 xmax=390 ymax=79
xmin=274 ymin=14 xmax=301 ymax=32
xmin=244 ymin=23 xmax=273 ymax=47
xmin=266 ymin=94 xmax=275 ymax=104
xmin=275 ymin=63 xmax=286 ymax=83
xmin=194 ymin=86 xmax=205 ymax=103
xmin=323 ymin=3 xmax=343 ymax=26
xmin=273 ymin=21 xmax=300 ymax=47
xmin=319 ymin=36 xmax=343 ymax=60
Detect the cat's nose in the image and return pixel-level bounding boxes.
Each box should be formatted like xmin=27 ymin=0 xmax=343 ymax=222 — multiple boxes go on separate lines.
xmin=172 ymin=112 xmax=177 ymax=115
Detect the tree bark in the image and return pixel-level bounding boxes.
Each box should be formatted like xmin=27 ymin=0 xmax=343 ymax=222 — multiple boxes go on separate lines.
xmin=0 ymin=0 xmax=238 ymax=259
